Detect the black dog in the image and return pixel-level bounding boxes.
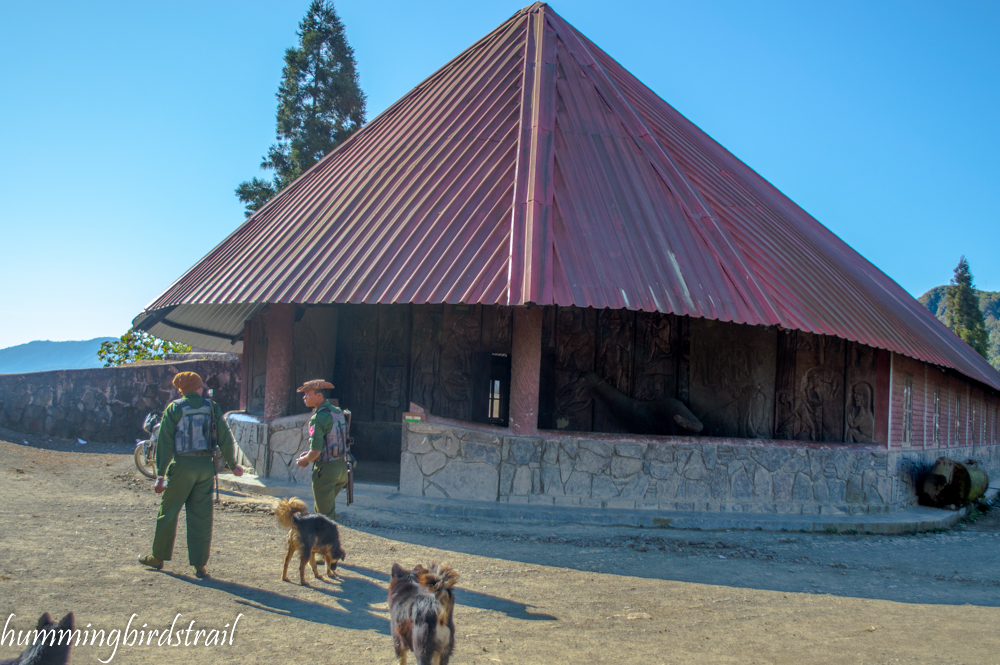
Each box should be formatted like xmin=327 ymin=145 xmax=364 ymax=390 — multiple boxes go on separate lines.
xmin=0 ymin=612 xmax=73 ymax=665
xmin=277 ymin=497 xmax=346 ymax=585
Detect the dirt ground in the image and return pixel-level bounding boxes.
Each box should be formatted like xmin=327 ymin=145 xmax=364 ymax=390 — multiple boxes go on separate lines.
xmin=1 ymin=432 xmax=999 ymax=665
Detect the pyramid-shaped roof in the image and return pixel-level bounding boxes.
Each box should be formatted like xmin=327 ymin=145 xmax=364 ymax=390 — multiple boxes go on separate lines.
xmin=136 ymin=3 xmax=1000 ymax=390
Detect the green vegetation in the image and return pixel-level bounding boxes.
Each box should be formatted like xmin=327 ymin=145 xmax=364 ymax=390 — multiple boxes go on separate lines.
xmin=919 ymin=257 xmax=999 ymax=370
xmin=97 ymin=330 xmax=191 ymax=367
xmin=236 ymin=0 xmax=366 ymax=217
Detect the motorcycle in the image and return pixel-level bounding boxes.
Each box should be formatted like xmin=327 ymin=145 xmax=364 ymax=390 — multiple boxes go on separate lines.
xmin=134 ymin=412 xmax=160 ymax=479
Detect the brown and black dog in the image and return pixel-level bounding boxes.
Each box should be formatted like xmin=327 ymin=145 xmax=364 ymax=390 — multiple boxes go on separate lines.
xmin=0 ymin=612 xmax=73 ymax=665
xmin=388 ymin=562 xmax=459 ymax=665
xmin=276 ymin=497 xmax=345 ymax=585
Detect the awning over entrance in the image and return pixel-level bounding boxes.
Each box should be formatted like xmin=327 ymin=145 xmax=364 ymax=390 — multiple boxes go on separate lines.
xmin=132 ymin=302 xmax=264 ymax=353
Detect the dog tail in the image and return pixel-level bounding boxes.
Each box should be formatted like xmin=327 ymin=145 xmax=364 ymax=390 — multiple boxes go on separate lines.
xmin=419 ymin=562 xmax=459 ymax=594
xmin=276 ymin=497 xmax=308 ymax=529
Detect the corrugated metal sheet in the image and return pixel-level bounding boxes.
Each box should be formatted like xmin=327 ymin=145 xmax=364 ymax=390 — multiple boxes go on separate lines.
xmin=137 ymin=2 xmax=1000 ymax=391
xmin=134 ymin=302 xmax=264 ymax=353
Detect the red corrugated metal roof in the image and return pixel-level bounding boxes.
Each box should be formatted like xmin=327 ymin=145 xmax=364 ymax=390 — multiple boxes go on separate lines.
xmin=138 ymin=2 xmax=1000 ymax=391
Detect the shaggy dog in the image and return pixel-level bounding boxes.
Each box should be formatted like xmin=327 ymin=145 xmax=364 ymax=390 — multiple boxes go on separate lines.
xmin=388 ymin=562 xmax=459 ymax=665
xmin=276 ymin=497 xmax=345 ymax=585
xmin=0 ymin=612 xmax=73 ymax=665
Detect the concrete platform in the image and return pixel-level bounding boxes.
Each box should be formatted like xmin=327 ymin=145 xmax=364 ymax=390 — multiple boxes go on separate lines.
xmin=218 ymin=472 xmax=1000 ymax=535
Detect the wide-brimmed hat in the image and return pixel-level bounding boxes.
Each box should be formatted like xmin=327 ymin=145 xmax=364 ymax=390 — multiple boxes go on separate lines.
xmin=297 ymin=379 xmax=335 ymax=393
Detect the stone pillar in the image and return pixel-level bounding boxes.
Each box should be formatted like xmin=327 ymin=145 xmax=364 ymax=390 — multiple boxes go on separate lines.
xmin=509 ymin=306 xmax=543 ymax=435
xmin=263 ymin=304 xmax=295 ymax=421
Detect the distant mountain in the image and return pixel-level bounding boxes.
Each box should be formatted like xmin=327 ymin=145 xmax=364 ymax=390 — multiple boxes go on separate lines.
xmin=919 ymin=286 xmax=1000 ymax=371
xmin=0 ymin=338 xmax=116 ymax=374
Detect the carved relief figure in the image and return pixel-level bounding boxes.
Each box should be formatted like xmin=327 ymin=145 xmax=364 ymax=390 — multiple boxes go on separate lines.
xmin=846 ymin=382 xmax=875 ymax=443
xmin=410 ymin=308 xmax=441 ymax=411
xmin=776 ymin=389 xmax=817 ymax=441
xmin=584 ymin=371 xmax=702 ymax=435
xmin=556 ymin=307 xmax=592 ymax=371
xmin=410 ymin=343 xmax=439 ymax=411
xmin=634 ymin=313 xmax=673 ymax=400
xmin=493 ymin=306 xmax=512 ymax=347
xmin=350 ymin=355 xmax=373 ymax=411
xmin=596 ymin=310 xmax=632 ymax=387
xmin=347 ymin=307 xmax=378 ymax=420
xmin=553 ymin=307 xmax=595 ymax=430
xmin=697 ymin=344 xmax=770 ymax=438
xmin=802 ymin=365 xmax=842 ymax=441
xmin=435 ymin=315 xmax=481 ymax=418
xmin=374 ymin=366 xmax=405 ymax=421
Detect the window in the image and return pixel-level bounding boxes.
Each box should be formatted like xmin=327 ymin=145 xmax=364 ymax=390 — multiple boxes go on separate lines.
xmin=486 ymin=353 xmax=510 ymax=427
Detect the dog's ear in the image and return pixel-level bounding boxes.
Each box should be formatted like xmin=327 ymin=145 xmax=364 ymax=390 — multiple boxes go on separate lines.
xmin=36 ymin=613 xmax=54 ymax=630
xmin=58 ymin=613 xmax=74 ymax=631
xmin=391 ymin=563 xmax=405 ymax=578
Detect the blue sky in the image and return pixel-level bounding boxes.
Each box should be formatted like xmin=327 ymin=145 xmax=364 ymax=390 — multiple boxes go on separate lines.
xmin=1 ymin=0 xmax=997 ymax=350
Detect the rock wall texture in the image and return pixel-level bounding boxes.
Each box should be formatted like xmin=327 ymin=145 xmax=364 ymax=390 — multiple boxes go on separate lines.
xmin=401 ymin=421 xmax=1000 ymax=514
xmin=225 ymin=412 xmax=313 ymax=484
xmin=0 ymin=360 xmax=241 ymax=444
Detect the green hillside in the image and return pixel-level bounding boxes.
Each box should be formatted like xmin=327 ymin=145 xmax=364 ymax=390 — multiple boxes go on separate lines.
xmin=0 ymin=338 xmax=115 ymax=374
xmin=919 ymin=286 xmax=1000 ymax=370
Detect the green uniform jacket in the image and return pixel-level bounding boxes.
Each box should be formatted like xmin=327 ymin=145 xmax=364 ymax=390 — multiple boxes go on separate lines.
xmin=156 ymin=392 xmax=238 ymax=476
xmin=308 ymin=400 xmax=341 ymax=452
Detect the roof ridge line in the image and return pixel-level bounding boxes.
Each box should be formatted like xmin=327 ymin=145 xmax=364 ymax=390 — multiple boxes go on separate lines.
xmin=507 ymin=7 xmax=557 ymax=305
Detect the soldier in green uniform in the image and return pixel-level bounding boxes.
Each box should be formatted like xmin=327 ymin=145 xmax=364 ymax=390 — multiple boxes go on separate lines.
xmin=138 ymin=371 xmax=243 ymax=577
xmin=295 ymin=379 xmax=349 ymax=522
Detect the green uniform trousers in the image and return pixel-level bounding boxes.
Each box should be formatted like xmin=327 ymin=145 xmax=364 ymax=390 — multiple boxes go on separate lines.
xmin=312 ymin=459 xmax=348 ymax=521
xmin=151 ymin=455 xmax=215 ymax=566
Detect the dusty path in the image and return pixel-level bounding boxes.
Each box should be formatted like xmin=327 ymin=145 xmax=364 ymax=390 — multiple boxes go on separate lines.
xmin=1 ymin=434 xmax=998 ymax=664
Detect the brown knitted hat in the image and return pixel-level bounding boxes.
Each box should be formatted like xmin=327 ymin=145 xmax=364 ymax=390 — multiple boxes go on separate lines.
xmin=172 ymin=371 xmax=203 ymax=394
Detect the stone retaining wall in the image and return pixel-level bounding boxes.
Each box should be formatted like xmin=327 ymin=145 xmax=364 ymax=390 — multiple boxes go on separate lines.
xmin=0 ymin=360 xmax=240 ymax=443
xmin=401 ymin=421 xmax=1000 ymax=514
xmin=225 ymin=412 xmax=313 ymax=484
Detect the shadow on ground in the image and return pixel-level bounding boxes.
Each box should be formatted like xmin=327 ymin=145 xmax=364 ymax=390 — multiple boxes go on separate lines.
xmin=164 ymin=571 xmax=390 ymax=634
xmin=341 ymin=564 xmax=557 ymax=621
xmin=340 ymin=516 xmax=1000 ymax=608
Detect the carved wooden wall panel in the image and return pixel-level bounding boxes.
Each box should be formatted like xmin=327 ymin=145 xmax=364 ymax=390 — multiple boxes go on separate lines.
xmin=774 ymin=329 xmax=798 ymax=440
xmin=434 ymin=305 xmax=483 ymax=422
xmin=374 ymin=306 xmax=410 ymax=423
xmin=676 ymin=316 xmax=691 ymax=405
xmin=332 ymin=305 xmax=378 ymax=422
xmin=775 ymin=330 xmax=845 ymax=442
xmin=552 ymin=306 xmax=597 ymax=431
xmin=291 ymin=307 xmax=339 ymax=414
xmin=633 ymin=312 xmax=678 ymax=401
xmin=481 ymin=305 xmax=513 ymax=353
xmin=690 ymin=318 xmax=776 ymax=439
xmin=593 ymin=309 xmax=635 ymax=432
xmin=409 ymin=305 xmax=443 ymax=412
xmin=844 ymin=341 xmax=877 ymax=443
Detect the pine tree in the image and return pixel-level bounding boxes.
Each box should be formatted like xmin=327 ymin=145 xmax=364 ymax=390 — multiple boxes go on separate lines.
xmin=236 ymin=0 xmax=366 ymax=217
xmin=943 ymin=256 xmax=989 ymax=358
